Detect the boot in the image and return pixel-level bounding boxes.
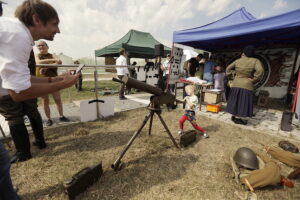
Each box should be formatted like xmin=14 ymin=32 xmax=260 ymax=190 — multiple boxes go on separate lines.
xmin=9 ymin=123 xmax=32 ymax=163
xmin=288 ymin=168 xmax=300 ymax=179
xmin=28 ymin=113 xmax=46 ymax=149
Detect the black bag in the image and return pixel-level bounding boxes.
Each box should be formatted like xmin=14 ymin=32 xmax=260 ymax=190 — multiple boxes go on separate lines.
xmin=180 ymin=130 xmax=196 ymax=147
xmin=64 ymin=163 xmax=103 ymax=200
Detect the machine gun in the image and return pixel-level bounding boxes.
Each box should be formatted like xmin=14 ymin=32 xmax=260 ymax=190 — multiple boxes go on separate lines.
xmin=111 ymin=76 xmax=180 ymax=170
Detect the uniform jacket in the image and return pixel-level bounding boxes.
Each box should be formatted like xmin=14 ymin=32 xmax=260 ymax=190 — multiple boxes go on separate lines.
xmin=226 ymin=56 xmax=264 ymax=91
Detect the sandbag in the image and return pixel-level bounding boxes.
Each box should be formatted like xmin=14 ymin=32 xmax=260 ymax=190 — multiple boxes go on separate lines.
xmin=266 ymin=147 xmax=300 ymax=168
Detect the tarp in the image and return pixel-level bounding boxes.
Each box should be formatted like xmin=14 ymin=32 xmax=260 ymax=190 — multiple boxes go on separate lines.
xmin=95 ymin=29 xmax=171 ymax=58
xmin=173 ymin=7 xmax=300 ymax=51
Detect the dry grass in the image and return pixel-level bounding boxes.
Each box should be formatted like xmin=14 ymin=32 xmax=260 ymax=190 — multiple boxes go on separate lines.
xmin=9 ymin=108 xmax=300 ymax=200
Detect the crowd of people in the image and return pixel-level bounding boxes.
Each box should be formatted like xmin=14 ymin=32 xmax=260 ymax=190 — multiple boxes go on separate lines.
xmin=184 ymin=47 xmax=264 ymax=126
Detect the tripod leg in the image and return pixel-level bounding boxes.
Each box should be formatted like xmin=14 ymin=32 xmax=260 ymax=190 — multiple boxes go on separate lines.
xmin=112 ymin=111 xmax=153 ymax=170
xmin=148 ymin=113 xmax=154 ymax=136
xmin=156 ymin=113 xmax=179 ymax=148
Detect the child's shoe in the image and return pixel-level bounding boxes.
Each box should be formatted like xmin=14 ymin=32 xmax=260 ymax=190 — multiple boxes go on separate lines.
xmin=178 ymin=130 xmax=183 ymax=135
xmin=202 ymin=132 xmax=209 ymax=138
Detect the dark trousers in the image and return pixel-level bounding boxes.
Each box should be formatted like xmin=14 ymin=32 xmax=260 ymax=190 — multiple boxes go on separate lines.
xmin=0 ymin=142 xmax=19 ymax=200
xmin=118 ymin=75 xmax=125 ymax=98
xmin=75 ymin=73 xmax=83 ymax=91
xmin=0 ymin=96 xmax=44 ymax=154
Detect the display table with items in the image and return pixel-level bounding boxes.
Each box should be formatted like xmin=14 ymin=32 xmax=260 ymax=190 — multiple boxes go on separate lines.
xmin=174 ymin=78 xmax=213 ymax=110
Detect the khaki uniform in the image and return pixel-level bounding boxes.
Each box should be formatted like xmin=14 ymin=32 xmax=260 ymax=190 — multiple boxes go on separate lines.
xmin=231 ymin=152 xmax=281 ymax=189
xmin=226 ymin=56 xmax=264 ymax=91
xmin=266 ymin=147 xmax=300 ymax=168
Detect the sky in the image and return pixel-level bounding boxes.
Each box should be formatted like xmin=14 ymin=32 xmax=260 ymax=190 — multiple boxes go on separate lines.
xmin=2 ymin=0 xmax=300 ymax=59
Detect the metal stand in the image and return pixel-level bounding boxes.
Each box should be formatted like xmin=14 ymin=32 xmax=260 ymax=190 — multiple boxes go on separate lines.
xmin=111 ymin=97 xmax=178 ymax=171
xmin=93 ymin=66 xmax=100 ymax=119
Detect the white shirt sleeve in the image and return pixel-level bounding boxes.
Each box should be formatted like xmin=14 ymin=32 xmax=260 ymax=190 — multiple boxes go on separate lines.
xmin=0 ymin=31 xmax=31 ymax=93
xmin=116 ymin=56 xmax=128 ymax=75
xmin=122 ymin=58 xmax=129 ymax=75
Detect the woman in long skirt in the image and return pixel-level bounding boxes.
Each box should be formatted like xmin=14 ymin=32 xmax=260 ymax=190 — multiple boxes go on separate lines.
xmin=226 ymin=46 xmax=264 ymax=125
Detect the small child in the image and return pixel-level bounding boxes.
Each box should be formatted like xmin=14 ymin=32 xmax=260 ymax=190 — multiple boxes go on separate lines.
xmin=178 ymin=85 xmax=209 ymax=138
xmin=214 ymin=66 xmax=226 ymax=101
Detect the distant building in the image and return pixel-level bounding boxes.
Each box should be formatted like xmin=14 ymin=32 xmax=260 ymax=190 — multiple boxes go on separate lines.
xmin=54 ymin=53 xmax=74 ymax=64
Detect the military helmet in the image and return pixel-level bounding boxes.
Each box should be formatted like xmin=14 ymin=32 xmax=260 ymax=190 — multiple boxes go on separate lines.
xmin=233 ymin=147 xmax=259 ymax=170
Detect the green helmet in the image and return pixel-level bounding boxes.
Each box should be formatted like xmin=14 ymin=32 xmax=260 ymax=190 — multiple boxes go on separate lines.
xmin=233 ymin=147 xmax=259 ymax=170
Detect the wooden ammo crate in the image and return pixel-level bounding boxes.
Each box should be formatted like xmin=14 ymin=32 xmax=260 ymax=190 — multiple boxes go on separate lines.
xmin=203 ymin=90 xmax=222 ymax=104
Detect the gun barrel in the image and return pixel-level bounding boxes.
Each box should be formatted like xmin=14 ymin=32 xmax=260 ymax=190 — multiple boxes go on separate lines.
xmin=121 ymin=76 xmax=164 ymax=96
xmin=112 ymin=77 xmax=124 ymax=84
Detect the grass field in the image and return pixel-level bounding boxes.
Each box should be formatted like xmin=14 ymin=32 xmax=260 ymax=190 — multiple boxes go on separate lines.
xmin=38 ymin=80 xmax=120 ymax=105
xmin=9 ymin=108 xmax=300 ymax=200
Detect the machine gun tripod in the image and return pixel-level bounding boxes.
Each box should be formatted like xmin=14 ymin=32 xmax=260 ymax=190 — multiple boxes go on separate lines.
xmin=111 ymin=76 xmax=179 ymax=171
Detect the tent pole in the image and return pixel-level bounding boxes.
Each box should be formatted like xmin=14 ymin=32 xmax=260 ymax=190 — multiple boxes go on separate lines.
xmin=287 ymin=47 xmax=299 ymax=110
xmin=94 ymin=55 xmax=98 ymax=65
xmin=93 ymin=54 xmax=100 ymax=119
xmin=292 ymin=48 xmax=300 ymax=112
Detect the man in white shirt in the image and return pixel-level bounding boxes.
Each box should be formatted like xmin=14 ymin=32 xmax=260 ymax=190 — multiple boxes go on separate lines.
xmin=0 ymin=1 xmax=78 ymax=199
xmin=116 ymin=48 xmax=129 ymax=100
xmin=161 ymin=54 xmax=171 ymax=79
xmin=0 ymin=0 xmax=78 ymax=162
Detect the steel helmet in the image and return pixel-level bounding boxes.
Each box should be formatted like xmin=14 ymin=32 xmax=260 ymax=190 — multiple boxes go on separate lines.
xmin=233 ymin=147 xmax=259 ymax=170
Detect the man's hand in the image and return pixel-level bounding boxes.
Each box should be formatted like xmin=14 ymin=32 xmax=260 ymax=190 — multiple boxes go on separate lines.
xmin=40 ymin=68 xmax=47 ymax=75
xmin=55 ymin=59 xmax=62 ymax=64
xmin=59 ymin=73 xmax=80 ymax=89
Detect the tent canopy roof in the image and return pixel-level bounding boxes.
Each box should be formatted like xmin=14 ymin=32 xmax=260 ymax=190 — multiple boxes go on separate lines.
xmin=95 ymin=29 xmax=171 ymax=58
xmin=173 ymin=7 xmax=300 ymax=51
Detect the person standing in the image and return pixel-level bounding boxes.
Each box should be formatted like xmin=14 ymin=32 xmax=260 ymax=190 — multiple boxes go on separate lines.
xmin=203 ymin=54 xmax=216 ymax=83
xmin=226 ymin=46 xmax=264 ymax=125
xmin=74 ymin=60 xmax=83 ymax=91
xmin=0 ymin=0 xmax=78 ymax=161
xmin=213 ymin=66 xmax=226 ymax=101
xmin=161 ymin=54 xmax=171 ymax=88
xmin=0 ymin=1 xmax=20 ymax=199
xmin=35 ymin=40 xmax=70 ymax=126
xmin=187 ymin=54 xmax=203 ymax=77
xmin=0 ymin=0 xmax=78 ymax=199
xmin=116 ymin=48 xmax=129 ymax=100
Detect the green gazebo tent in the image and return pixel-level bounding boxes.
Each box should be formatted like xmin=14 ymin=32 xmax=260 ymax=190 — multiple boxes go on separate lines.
xmin=95 ymin=29 xmax=171 ymax=58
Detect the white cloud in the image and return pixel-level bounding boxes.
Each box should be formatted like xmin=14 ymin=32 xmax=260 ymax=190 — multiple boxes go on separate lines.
xmin=258 ymin=12 xmax=267 ymax=18
xmin=4 ymin=0 xmax=197 ymax=59
xmin=3 ymin=0 xmax=294 ymax=60
xmin=197 ymin=0 xmax=234 ymax=16
xmin=272 ymin=0 xmax=287 ymax=10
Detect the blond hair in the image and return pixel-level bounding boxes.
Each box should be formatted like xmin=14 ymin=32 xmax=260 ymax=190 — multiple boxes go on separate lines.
xmin=185 ymin=85 xmax=195 ymax=93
